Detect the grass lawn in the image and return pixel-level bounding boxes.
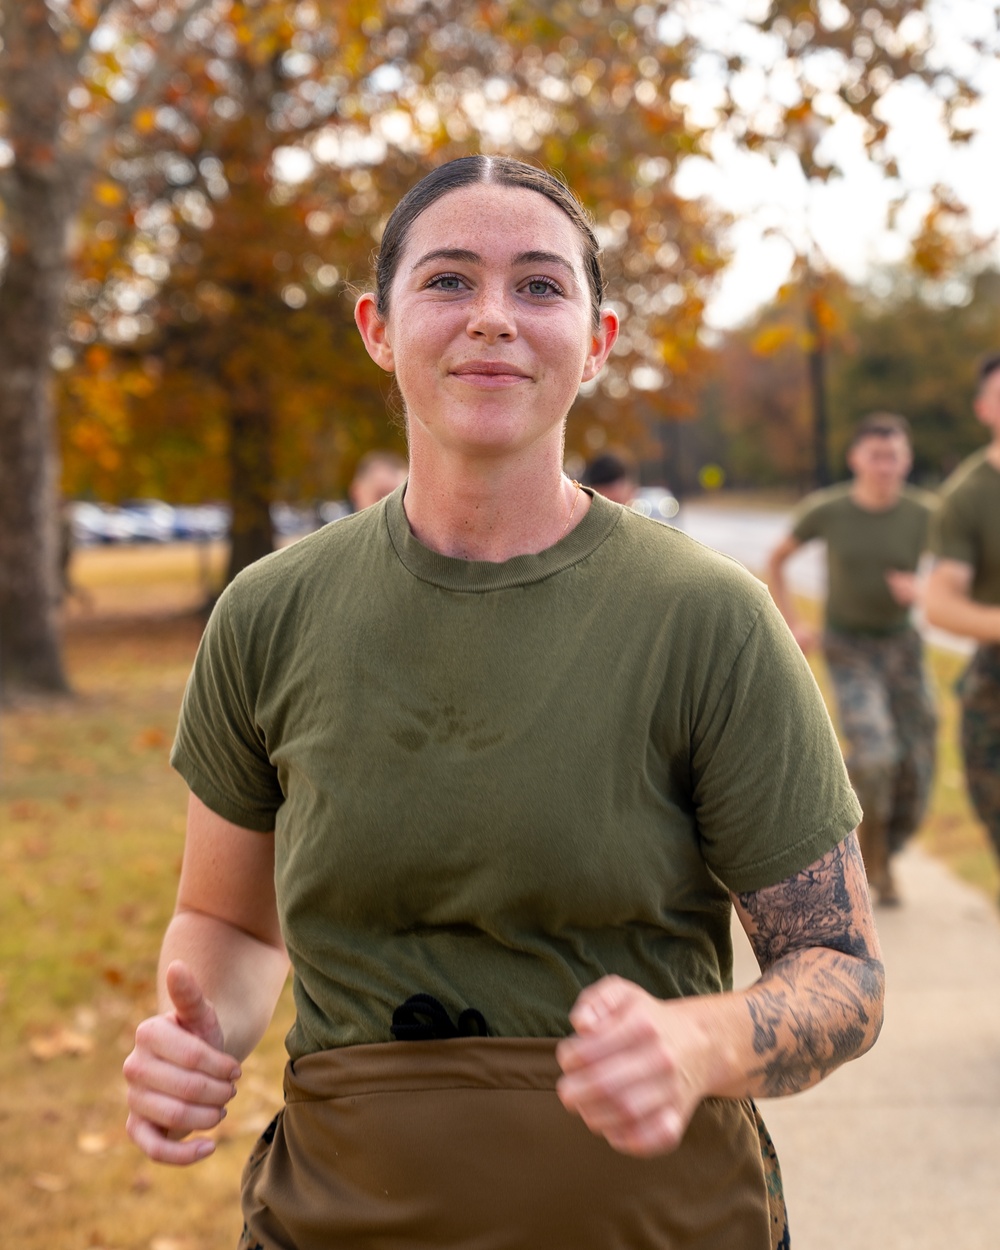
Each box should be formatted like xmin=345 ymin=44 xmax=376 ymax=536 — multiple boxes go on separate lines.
xmin=1 ymin=542 xmax=996 ymax=1249
xmin=1 ymin=547 xmax=293 ymax=1250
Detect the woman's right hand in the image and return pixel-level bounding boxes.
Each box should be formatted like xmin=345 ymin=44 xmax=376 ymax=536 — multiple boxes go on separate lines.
xmin=124 ymin=959 xmax=243 ymax=1165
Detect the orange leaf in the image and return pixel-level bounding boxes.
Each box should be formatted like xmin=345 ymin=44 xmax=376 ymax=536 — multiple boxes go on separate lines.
xmin=29 ymin=1028 xmax=95 ymax=1061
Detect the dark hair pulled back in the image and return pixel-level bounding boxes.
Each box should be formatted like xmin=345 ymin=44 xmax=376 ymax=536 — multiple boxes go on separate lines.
xmin=977 ymin=351 xmax=1000 ymax=390
xmin=373 ymin=155 xmax=606 ymax=327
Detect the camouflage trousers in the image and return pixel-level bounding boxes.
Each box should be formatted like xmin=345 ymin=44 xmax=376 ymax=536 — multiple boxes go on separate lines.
xmin=822 ymin=628 xmax=937 ymax=857
xmin=958 ymin=644 xmax=1000 ymax=862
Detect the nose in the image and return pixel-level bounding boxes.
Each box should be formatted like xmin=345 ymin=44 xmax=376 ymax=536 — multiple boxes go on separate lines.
xmin=466 ymin=282 xmax=517 ymax=342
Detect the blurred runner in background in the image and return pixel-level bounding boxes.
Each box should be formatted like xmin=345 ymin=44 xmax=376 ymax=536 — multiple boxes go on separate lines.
xmin=924 ymin=353 xmax=1000 ymax=901
xmin=768 ymin=414 xmax=937 ymax=905
xmin=348 ymin=450 xmax=408 ymax=512
xmin=583 ymin=449 xmax=638 ymax=506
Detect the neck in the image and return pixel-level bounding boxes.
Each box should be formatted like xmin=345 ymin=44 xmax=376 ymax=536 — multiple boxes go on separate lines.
xmin=402 ymin=445 xmax=588 ymax=561
xmin=987 ymin=436 xmax=1000 ymax=472
xmin=850 ymin=478 xmax=902 ymax=512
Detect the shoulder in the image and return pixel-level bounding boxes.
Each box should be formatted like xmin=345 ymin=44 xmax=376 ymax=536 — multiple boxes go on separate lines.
xmin=899 ymin=485 xmax=938 ymax=515
xmin=222 ymin=504 xmax=386 ymax=629
xmin=792 ymin=483 xmax=852 ymax=527
xmin=939 ymin=449 xmax=992 ymax=501
xmin=609 ymin=507 xmax=772 ymax=622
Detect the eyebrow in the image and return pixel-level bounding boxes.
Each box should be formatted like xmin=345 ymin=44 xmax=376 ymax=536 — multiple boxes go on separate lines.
xmin=410 ymin=248 xmax=576 ymax=277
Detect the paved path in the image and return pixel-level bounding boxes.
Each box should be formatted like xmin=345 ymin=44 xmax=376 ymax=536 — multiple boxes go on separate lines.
xmin=733 ymin=848 xmax=1000 ymax=1248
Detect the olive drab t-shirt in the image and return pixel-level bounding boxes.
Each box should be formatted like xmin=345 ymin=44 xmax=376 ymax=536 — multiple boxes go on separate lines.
xmin=929 ymin=449 xmax=1000 ymax=606
xmin=171 ymin=488 xmax=861 ymax=1060
xmin=790 ymin=482 xmax=936 ymax=634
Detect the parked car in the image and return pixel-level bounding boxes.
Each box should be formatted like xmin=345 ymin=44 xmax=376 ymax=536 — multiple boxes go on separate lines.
xmin=631 ymin=487 xmax=680 ymax=522
xmin=69 ymin=502 xmax=141 ymax=545
xmin=172 ymin=504 xmax=231 ymax=542
xmin=318 ymin=500 xmax=351 ymax=524
xmin=119 ymin=499 xmax=177 ymax=543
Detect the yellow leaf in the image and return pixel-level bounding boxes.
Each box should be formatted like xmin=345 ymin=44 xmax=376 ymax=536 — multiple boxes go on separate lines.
xmin=95 ymin=181 xmax=124 ymax=207
xmin=134 ymin=108 xmax=157 ymax=134
xmin=751 ymin=324 xmax=795 ymax=356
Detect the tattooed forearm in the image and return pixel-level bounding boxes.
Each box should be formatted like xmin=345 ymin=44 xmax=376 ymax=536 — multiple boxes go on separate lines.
xmin=732 ymin=832 xmax=885 ymax=1098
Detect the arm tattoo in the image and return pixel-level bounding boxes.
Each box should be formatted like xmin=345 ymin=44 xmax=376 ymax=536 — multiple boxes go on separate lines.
xmin=734 ymin=833 xmax=885 ymax=1097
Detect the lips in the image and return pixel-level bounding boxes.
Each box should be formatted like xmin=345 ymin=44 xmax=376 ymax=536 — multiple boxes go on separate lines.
xmin=450 ymin=361 xmax=531 ymax=380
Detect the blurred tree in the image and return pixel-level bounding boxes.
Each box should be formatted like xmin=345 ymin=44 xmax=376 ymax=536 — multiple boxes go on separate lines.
xmin=829 ymin=267 xmax=1000 ymax=479
xmin=713 ymin=0 xmax=995 ymax=486
xmin=0 ymin=0 xmax=219 ymax=694
xmin=701 ymin=265 xmax=1000 ymax=489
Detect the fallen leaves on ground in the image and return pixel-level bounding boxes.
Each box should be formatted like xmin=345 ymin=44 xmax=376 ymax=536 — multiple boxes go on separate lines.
xmin=31 ymin=1173 xmax=69 ymax=1193
xmin=77 ymin=1131 xmax=113 ymax=1156
xmin=29 ymin=1027 xmax=95 ymax=1061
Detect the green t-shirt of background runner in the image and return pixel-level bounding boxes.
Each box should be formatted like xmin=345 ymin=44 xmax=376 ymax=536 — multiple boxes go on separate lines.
xmin=791 ymin=482 xmax=936 ymax=634
xmin=929 ymin=449 xmax=1000 ymax=606
xmin=171 ymin=488 xmax=860 ymax=1059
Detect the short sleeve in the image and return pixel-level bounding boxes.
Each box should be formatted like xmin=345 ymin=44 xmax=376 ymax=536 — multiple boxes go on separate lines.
xmin=690 ymin=595 xmax=861 ymax=893
xmin=789 ymin=496 xmax=827 ymax=545
xmin=929 ymin=490 xmax=977 ymax=567
xmin=170 ymin=588 xmax=284 ymax=831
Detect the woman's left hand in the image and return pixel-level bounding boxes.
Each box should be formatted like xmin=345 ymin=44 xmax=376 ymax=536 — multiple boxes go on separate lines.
xmin=555 ymin=976 xmax=732 ymax=1157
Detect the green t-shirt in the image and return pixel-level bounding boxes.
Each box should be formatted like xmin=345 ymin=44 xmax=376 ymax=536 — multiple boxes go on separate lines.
xmin=171 ymin=488 xmax=860 ymax=1060
xmin=790 ymin=482 xmax=936 ymax=634
xmin=929 ymin=449 xmax=1000 ymax=606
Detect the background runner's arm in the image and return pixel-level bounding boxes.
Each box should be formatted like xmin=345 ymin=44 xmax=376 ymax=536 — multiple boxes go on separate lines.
xmin=924 ymin=559 xmax=1000 ymax=643
xmin=766 ymin=534 xmax=816 ymax=651
xmin=556 ymin=832 xmax=884 ymax=1157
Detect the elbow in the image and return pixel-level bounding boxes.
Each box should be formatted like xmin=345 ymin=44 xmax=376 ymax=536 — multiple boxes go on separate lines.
xmin=857 ymin=956 xmax=886 ymax=1058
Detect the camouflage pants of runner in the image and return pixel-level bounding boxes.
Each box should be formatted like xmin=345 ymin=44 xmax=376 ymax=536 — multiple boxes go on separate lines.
xmin=958 ymin=644 xmax=1000 ymax=865
xmin=822 ymin=628 xmax=937 ymax=869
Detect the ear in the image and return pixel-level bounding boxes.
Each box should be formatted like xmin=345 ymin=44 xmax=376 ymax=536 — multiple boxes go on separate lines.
xmin=581 ymin=309 xmax=619 ymax=385
xmin=355 ymin=292 xmax=395 ymax=373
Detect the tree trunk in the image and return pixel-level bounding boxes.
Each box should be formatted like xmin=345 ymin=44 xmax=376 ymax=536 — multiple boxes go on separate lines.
xmin=806 ymin=300 xmax=831 ymax=489
xmin=225 ymin=390 xmax=275 ymax=586
xmin=0 ymin=3 xmax=75 ymax=696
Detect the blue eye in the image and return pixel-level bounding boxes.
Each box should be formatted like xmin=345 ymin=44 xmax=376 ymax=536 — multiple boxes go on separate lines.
xmin=427 ymin=273 xmax=465 ymax=291
xmin=525 ymin=277 xmax=562 ymax=297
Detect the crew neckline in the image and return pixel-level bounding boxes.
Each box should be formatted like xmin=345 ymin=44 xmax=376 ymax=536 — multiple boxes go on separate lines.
xmin=847 ymin=490 xmax=908 ymax=517
xmin=384 ymin=483 xmax=622 ymax=592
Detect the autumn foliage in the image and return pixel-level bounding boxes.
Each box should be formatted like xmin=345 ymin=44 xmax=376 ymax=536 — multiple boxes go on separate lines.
xmin=1 ymin=0 xmax=994 ymax=689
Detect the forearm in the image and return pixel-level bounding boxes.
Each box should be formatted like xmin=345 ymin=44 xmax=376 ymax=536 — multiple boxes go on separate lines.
xmin=696 ymin=946 xmax=885 ymax=1101
xmin=924 ymin=591 xmax=1000 ymax=643
xmin=157 ymin=909 xmax=289 ymax=1061
xmin=767 ymin=561 xmax=798 ymax=630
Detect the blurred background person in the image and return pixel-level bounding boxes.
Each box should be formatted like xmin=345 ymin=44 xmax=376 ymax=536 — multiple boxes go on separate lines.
xmin=925 ymin=353 xmax=1000 ymax=902
xmin=767 ymin=414 xmax=938 ymax=905
xmin=582 ymin=448 xmax=639 ymax=506
xmin=348 ymin=450 xmax=408 ymax=512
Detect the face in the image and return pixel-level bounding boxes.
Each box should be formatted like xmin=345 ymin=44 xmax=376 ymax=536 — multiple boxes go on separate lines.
xmin=846 ymin=432 xmax=912 ymax=489
xmin=355 ymin=184 xmax=617 ymax=461
xmin=350 ymin=463 xmax=407 ymax=511
xmin=974 ymin=367 xmax=1000 ymax=436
